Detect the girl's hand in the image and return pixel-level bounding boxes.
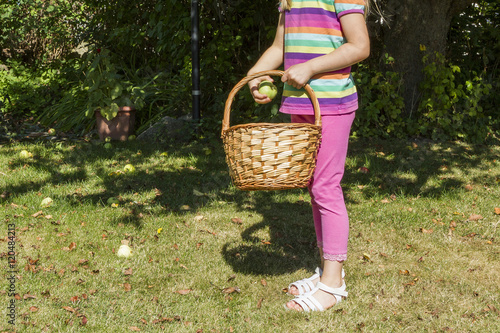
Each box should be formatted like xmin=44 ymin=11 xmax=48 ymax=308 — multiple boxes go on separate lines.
xmin=248 ymin=75 xmax=274 ymax=104
xmin=281 ymin=63 xmax=313 ymax=89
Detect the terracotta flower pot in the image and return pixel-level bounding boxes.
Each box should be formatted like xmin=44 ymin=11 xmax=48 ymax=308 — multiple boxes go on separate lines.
xmin=95 ymin=106 xmax=136 ymax=141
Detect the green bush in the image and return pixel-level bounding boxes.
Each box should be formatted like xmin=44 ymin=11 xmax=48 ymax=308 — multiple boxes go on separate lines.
xmin=352 ymin=54 xmax=406 ymax=139
xmin=0 ymin=61 xmax=62 ymax=118
xmin=2 ymin=0 xmax=498 ymax=143
xmin=415 ymin=52 xmax=492 ymax=142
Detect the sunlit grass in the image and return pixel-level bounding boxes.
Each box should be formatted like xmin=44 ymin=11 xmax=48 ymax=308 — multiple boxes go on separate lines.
xmin=0 ymin=137 xmax=499 ymax=332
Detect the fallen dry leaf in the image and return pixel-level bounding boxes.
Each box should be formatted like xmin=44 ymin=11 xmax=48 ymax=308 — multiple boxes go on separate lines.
xmin=62 ymin=306 xmax=77 ymax=313
xmin=129 ymin=327 xmax=141 ymax=331
xmin=257 ymin=298 xmax=263 ymax=309
xmin=175 ymin=289 xmax=192 ymax=295
xmin=124 ymin=268 xmax=133 ymax=275
xmin=69 ymin=242 xmax=77 ymax=250
xmin=495 ymin=207 xmax=500 ymax=215
xmin=32 ymin=210 xmax=44 ymax=218
xmin=261 ymin=279 xmax=267 ymax=286
xmin=29 ymin=306 xmax=39 ymax=312
xmin=123 ymin=283 xmax=132 ymax=292
xmin=420 ymin=228 xmax=433 ymax=234
xmin=469 ymin=214 xmax=483 ymax=221
xmin=23 ymin=293 xmax=36 ymax=300
xmin=231 ymin=217 xmax=243 ymax=225
xmin=222 ymin=287 xmax=241 ymax=294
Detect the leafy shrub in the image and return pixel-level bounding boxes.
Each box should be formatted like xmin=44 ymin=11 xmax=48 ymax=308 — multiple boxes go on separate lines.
xmin=352 ymin=55 xmax=407 ymax=139
xmin=0 ymin=61 xmax=62 ymax=118
xmin=416 ymin=52 xmax=492 ymax=142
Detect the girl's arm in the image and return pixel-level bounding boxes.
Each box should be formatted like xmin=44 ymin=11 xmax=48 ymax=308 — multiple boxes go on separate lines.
xmin=282 ymin=13 xmax=370 ymax=89
xmin=247 ymin=13 xmax=285 ymax=104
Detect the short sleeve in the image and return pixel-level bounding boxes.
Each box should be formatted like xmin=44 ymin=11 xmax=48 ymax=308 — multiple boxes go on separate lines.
xmin=335 ymin=0 xmax=365 ymax=17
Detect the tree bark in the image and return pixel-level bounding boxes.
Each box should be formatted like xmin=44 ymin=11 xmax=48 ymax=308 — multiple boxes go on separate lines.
xmin=376 ymin=0 xmax=476 ymax=116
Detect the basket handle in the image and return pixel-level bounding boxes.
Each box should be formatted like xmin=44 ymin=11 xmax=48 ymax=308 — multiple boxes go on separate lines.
xmin=221 ymin=70 xmax=321 ymax=136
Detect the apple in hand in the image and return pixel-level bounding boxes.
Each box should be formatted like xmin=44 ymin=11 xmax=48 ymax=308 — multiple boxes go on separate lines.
xmin=258 ymin=80 xmax=277 ymax=100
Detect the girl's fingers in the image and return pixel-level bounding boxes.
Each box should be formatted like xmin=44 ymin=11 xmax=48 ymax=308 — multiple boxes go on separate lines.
xmin=248 ymin=76 xmax=274 ymax=104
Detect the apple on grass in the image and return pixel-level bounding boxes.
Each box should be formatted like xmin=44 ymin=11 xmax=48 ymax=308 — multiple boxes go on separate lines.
xmin=258 ymin=80 xmax=277 ymax=100
xmin=123 ymin=164 xmax=135 ymax=173
xmin=40 ymin=197 xmax=53 ymax=207
xmin=107 ymin=197 xmax=120 ymax=206
xmin=19 ymin=150 xmax=33 ymax=158
xmin=117 ymin=244 xmax=132 ymax=258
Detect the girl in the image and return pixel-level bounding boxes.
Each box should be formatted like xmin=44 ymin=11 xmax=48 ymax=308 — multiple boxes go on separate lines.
xmin=247 ymin=0 xmax=370 ymax=312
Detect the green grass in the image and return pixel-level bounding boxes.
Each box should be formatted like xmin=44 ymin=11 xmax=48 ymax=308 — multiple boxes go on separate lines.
xmin=1 ymin=137 xmax=499 ymax=332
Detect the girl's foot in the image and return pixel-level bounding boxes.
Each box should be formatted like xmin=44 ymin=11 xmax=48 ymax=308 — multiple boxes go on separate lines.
xmin=286 ymin=281 xmax=347 ymax=312
xmin=287 ymin=268 xmax=345 ymax=296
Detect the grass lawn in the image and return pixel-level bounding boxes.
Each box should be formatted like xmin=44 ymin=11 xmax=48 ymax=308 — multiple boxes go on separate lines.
xmin=1 ymin=136 xmax=499 ymax=332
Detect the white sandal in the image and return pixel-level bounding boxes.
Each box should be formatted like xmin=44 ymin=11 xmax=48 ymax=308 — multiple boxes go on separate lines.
xmin=288 ymin=281 xmax=348 ymax=312
xmin=287 ymin=268 xmax=345 ymax=296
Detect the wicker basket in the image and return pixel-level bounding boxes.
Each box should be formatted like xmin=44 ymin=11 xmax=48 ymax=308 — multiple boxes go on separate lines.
xmin=221 ymin=70 xmax=322 ymax=191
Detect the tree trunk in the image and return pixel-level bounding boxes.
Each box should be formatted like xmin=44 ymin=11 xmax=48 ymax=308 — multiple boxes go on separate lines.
xmin=378 ymin=0 xmax=475 ymax=116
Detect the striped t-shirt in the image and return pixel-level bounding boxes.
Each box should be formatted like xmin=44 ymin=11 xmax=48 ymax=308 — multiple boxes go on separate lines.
xmin=279 ymin=0 xmax=365 ymax=115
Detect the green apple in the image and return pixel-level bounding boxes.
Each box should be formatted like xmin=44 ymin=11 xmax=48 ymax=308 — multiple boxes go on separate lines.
xmin=123 ymin=164 xmax=136 ymax=173
xmin=48 ymin=128 xmax=56 ymax=135
xmin=105 ymin=137 xmax=112 ymax=142
xmin=40 ymin=197 xmax=53 ymax=207
xmin=117 ymin=244 xmax=132 ymax=258
xmin=104 ymin=143 xmax=112 ymax=149
xmin=258 ymin=80 xmax=277 ymax=100
xmin=107 ymin=197 xmax=120 ymax=205
xmin=19 ymin=150 xmax=33 ymax=158
xmin=128 ymin=135 xmax=136 ymax=141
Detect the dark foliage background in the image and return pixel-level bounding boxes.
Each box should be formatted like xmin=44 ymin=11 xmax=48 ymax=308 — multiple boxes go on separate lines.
xmin=0 ymin=0 xmax=498 ymax=142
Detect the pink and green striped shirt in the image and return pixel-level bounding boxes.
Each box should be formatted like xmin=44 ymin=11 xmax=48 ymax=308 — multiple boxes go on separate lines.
xmin=279 ymin=0 xmax=365 ymax=115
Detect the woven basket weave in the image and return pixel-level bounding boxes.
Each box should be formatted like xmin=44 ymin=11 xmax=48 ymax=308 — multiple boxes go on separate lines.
xmin=221 ymin=70 xmax=322 ymax=191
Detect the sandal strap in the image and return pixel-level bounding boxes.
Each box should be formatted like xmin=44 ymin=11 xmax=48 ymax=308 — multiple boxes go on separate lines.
xmin=288 ymin=267 xmax=346 ymax=296
xmin=294 ymin=292 xmax=325 ymax=312
xmin=316 ymin=281 xmax=348 ymax=298
xmin=288 ymin=267 xmax=322 ymax=294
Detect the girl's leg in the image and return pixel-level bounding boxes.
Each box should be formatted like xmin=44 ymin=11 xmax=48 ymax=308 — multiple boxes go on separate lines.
xmin=287 ymin=112 xmax=355 ymax=310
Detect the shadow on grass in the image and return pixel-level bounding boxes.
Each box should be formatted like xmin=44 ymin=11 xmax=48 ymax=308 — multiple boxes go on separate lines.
xmin=1 ymin=135 xmax=499 ymax=275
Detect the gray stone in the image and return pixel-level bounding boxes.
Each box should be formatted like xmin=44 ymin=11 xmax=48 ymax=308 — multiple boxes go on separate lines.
xmin=137 ymin=115 xmax=194 ymax=143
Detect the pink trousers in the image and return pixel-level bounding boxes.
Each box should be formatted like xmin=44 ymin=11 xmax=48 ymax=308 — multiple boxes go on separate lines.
xmin=291 ymin=112 xmax=355 ymax=262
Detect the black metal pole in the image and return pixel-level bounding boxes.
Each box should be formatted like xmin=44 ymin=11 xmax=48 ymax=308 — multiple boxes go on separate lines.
xmin=191 ymin=0 xmax=201 ymax=122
